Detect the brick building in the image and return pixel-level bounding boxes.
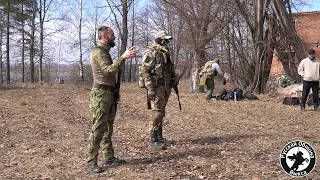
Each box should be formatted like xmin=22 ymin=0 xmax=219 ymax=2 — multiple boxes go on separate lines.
xmin=270 ymin=11 xmax=320 ymax=76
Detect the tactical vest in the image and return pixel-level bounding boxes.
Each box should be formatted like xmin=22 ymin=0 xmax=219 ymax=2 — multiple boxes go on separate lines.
xmin=138 ymin=45 xmax=174 ymax=88
xmin=199 ymin=59 xmax=219 ymax=79
xmin=152 ymin=48 xmax=174 ymax=85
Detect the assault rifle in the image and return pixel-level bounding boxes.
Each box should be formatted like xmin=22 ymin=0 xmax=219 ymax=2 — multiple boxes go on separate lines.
xmin=173 ymin=68 xmax=186 ymax=110
xmin=114 ymin=69 xmax=121 ymax=114
xmin=173 ymin=85 xmax=181 ymax=110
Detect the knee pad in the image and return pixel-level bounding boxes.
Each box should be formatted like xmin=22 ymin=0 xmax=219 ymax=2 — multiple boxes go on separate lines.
xmin=154 ymin=110 xmax=165 ymax=120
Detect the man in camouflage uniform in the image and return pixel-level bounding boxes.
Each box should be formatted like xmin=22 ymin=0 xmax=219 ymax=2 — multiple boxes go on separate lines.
xmin=87 ymin=26 xmax=137 ymax=173
xmin=199 ymin=58 xmax=226 ymax=100
xmin=139 ymin=31 xmax=179 ymax=150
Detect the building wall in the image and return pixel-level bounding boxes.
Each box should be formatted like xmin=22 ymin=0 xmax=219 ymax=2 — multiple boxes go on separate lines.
xmin=295 ymin=11 xmax=320 ymax=55
xmin=270 ymin=54 xmax=285 ymax=76
xmin=270 ymin=11 xmax=320 ymax=76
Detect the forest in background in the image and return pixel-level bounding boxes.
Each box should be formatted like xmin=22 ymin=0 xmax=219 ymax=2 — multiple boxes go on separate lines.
xmin=0 ymin=0 xmax=316 ymax=92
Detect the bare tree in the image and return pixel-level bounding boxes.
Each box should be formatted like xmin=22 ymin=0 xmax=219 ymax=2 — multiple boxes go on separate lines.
xmin=85 ymin=0 xmax=111 ymax=47
xmin=38 ymin=0 xmax=56 ymax=83
xmin=5 ymin=0 xmax=10 ymax=84
xmin=107 ymin=0 xmax=134 ymax=82
xmin=78 ymin=0 xmax=84 ymax=81
xmin=233 ymin=0 xmax=305 ymax=92
xmin=271 ymin=0 xmax=306 ymax=80
xmin=128 ymin=0 xmax=134 ymax=82
xmin=0 ymin=10 xmax=4 ymax=85
xmin=28 ymin=0 xmax=37 ymax=83
xmin=162 ymin=0 xmax=226 ymax=92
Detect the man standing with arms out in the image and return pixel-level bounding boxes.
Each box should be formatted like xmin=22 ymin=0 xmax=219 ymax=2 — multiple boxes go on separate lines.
xmin=87 ymin=26 xmax=138 ymax=173
xmin=199 ymin=58 xmax=226 ymax=100
xmin=139 ymin=31 xmax=179 ymax=151
xmin=298 ymin=49 xmax=320 ymax=111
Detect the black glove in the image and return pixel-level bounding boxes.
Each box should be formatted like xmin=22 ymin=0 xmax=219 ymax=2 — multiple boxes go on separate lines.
xmin=223 ymin=80 xmax=226 ymax=85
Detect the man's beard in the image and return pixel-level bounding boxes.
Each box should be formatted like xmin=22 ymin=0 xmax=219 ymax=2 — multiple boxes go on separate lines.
xmin=309 ymin=56 xmax=315 ymax=60
xmin=108 ymin=40 xmax=115 ymax=47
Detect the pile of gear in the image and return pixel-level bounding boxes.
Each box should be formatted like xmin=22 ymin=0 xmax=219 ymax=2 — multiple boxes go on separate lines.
xmin=213 ymin=88 xmax=258 ymax=101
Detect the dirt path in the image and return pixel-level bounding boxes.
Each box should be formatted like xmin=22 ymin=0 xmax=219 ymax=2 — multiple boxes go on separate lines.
xmin=0 ymin=83 xmax=319 ymax=179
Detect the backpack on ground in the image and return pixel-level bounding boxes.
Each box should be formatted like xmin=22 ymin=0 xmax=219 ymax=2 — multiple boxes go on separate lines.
xmin=216 ymin=89 xmax=227 ymax=100
xmin=223 ymin=91 xmax=235 ymax=101
xmin=223 ymin=88 xmax=244 ymax=101
xmin=233 ymin=87 xmax=243 ymax=100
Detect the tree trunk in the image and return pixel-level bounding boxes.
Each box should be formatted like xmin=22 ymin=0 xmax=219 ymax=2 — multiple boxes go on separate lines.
xmin=0 ymin=23 xmax=3 ymax=85
xmin=120 ymin=0 xmax=128 ymax=82
xmin=271 ymin=0 xmax=305 ymax=82
xmin=39 ymin=0 xmax=44 ymax=83
xmin=6 ymin=1 xmax=10 ymax=84
xmin=191 ymin=61 xmax=200 ymax=92
xmin=192 ymin=48 xmax=205 ymax=92
xmin=79 ymin=0 xmax=84 ymax=81
xmin=30 ymin=2 xmax=36 ymax=83
xmin=129 ymin=0 xmax=134 ymax=82
xmin=21 ymin=3 xmax=25 ymax=83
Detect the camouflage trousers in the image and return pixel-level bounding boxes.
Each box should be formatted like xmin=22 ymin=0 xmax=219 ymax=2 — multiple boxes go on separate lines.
xmin=149 ymin=86 xmax=171 ymax=131
xmin=88 ymin=87 xmax=116 ymax=164
xmin=205 ymin=78 xmax=215 ymax=100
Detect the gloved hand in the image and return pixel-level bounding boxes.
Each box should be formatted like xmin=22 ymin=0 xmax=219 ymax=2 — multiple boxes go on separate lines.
xmin=223 ymin=80 xmax=226 ymax=85
xmin=148 ymin=89 xmax=156 ymax=100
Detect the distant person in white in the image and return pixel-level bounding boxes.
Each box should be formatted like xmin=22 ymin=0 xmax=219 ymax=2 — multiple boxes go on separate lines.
xmin=201 ymin=59 xmax=226 ymax=100
xmin=298 ymin=48 xmax=320 ymax=111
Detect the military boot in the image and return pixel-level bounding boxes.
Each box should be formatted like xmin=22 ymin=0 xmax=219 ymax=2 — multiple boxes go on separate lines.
xmin=87 ymin=162 xmax=104 ymax=173
xmin=158 ymin=126 xmax=171 ymax=144
xmin=150 ymin=130 xmax=165 ymax=151
xmin=300 ymin=104 xmax=306 ymax=112
xmin=314 ymin=103 xmax=319 ymax=111
xmin=103 ymin=157 xmax=126 ymax=166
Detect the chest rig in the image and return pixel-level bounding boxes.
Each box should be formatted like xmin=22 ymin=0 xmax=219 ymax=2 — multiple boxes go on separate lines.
xmin=151 ymin=45 xmax=174 ymax=86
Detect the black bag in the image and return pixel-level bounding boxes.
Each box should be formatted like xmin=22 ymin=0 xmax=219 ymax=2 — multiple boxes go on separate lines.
xmin=216 ymin=89 xmax=227 ymax=100
xmin=233 ymin=88 xmax=243 ymax=100
xmin=223 ymin=88 xmax=244 ymax=101
xmin=283 ymin=97 xmax=300 ymax=106
xmin=224 ymin=91 xmax=235 ymax=101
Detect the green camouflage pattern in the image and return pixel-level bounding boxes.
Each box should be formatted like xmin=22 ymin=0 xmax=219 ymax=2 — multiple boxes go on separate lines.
xmin=149 ymin=87 xmax=171 ymax=130
xmin=90 ymin=42 xmax=125 ymax=86
xmin=141 ymin=44 xmax=176 ymax=131
xmin=88 ymin=87 xmax=116 ymax=163
xmin=205 ymin=78 xmax=215 ymax=100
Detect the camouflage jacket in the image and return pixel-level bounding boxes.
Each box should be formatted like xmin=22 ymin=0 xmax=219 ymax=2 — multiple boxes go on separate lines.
xmin=140 ymin=44 xmax=176 ymax=90
xmin=90 ymin=41 xmax=125 ymax=86
xmin=199 ymin=59 xmax=220 ymax=79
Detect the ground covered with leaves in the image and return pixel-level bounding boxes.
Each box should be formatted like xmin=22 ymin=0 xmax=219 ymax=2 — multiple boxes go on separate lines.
xmin=0 ymin=82 xmax=319 ymax=180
